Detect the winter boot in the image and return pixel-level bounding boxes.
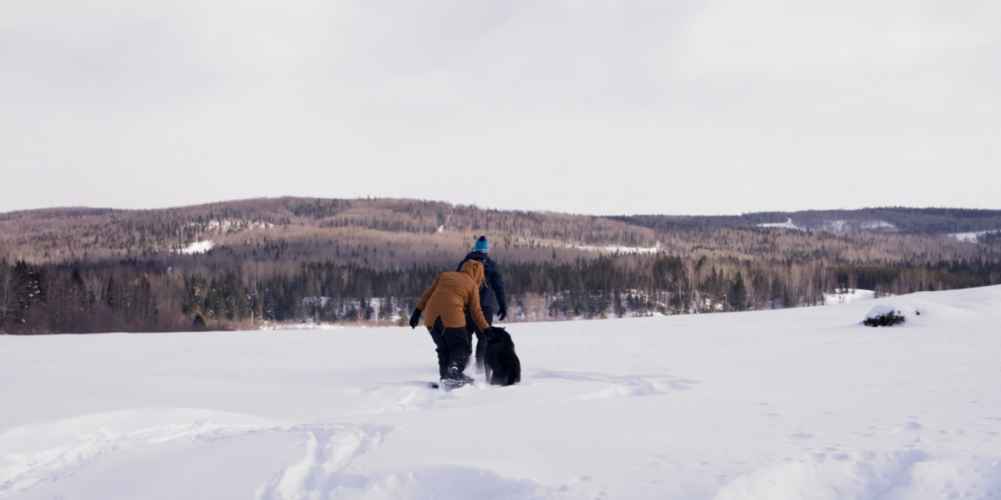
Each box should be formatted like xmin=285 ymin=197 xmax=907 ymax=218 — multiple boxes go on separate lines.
xmin=441 ymin=363 xmax=473 ymax=390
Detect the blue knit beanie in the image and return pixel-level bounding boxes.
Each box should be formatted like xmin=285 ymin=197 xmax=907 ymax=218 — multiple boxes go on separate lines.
xmin=473 ymin=236 xmax=489 ymax=253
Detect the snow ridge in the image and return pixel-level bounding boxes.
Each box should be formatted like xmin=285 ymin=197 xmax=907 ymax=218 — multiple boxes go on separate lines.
xmin=714 ymin=450 xmax=1001 ymax=500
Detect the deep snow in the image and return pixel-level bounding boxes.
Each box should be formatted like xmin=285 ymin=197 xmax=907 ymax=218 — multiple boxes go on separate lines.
xmin=2 ymin=286 xmax=1000 ymax=499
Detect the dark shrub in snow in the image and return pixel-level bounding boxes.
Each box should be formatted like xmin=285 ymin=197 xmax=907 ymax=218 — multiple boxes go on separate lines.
xmin=863 ymin=305 xmax=906 ymax=327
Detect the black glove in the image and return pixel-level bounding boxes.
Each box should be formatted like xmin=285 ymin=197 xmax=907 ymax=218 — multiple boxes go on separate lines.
xmin=497 ymin=308 xmax=507 ymax=322
xmin=409 ymin=308 xmax=422 ymax=329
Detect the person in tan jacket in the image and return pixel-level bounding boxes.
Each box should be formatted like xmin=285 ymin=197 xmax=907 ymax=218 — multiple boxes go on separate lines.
xmin=409 ymin=260 xmax=492 ymax=387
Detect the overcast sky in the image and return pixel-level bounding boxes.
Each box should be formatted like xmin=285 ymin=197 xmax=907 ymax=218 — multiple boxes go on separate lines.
xmin=2 ymin=0 xmax=999 ymax=215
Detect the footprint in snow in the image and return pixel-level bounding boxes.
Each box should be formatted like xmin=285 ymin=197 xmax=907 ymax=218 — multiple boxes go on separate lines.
xmin=255 ymin=424 xmax=387 ymax=500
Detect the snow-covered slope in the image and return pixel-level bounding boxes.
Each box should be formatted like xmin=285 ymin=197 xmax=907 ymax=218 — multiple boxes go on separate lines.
xmin=2 ymin=286 xmax=1001 ymax=500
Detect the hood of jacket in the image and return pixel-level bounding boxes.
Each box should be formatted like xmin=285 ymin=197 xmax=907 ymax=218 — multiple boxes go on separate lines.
xmin=460 ymin=260 xmax=485 ymax=286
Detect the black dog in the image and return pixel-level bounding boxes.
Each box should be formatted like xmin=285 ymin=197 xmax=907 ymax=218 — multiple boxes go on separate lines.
xmin=483 ymin=327 xmax=521 ymax=386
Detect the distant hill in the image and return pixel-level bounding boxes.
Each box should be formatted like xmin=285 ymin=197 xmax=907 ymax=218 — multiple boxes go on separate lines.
xmin=614 ymin=207 xmax=1001 ymax=234
xmin=3 ymin=198 xmax=1001 ymax=266
xmin=0 ymin=197 xmax=656 ymax=265
xmin=2 ymin=198 xmax=1000 ymax=334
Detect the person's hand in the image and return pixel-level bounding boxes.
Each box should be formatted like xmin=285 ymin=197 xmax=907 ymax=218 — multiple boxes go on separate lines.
xmin=409 ymin=309 xmax=422 ymax=329
xmin=497 ymin=308 xmax=507 ymax=322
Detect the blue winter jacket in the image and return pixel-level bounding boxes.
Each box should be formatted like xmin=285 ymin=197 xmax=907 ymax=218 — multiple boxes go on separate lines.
xmin=457 ymin=251 xmax=507 ymax=315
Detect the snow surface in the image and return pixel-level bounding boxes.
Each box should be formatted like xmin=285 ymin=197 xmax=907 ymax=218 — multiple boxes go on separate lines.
xmin=191 ymin=219 xmax=275 ymax=233
xmin=757 ymin=219 xmax=896 ymax=233
xmin=178 ymin=240 xmax=214 ymax=255
xmin=258 ymin=321 xmax=345 ymax=331
xmin=570 ymin=242 xmax=661 ymax=255
xmin=3 ymin=286 xmax=1001 ymax=500
xmin=823 ymin=289 xmax=876 ymax=305
xmin=756 ymin=218 xmax=804 ymax=231
xmin=950 ymin=230 xmax=1001 ymax=243
xmin=821 ymin=219 xmax=850 ymax=233
xmin=860 ymin=220 xmax=898 ymax=230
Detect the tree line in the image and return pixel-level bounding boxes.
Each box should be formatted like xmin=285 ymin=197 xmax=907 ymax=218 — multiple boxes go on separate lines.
xmin=3 ymin=253 xmax=1000 ymax=334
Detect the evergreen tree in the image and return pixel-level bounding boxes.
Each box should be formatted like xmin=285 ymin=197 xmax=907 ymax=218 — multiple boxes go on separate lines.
xmin=728 ymin=272 xmax=747 ymax=311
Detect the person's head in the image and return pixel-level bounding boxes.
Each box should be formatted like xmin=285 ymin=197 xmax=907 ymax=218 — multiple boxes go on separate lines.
xmin=460 ymin=260 xmax=485 ymax=286
xmin=473 ymin=236 xmax=489 ymax=254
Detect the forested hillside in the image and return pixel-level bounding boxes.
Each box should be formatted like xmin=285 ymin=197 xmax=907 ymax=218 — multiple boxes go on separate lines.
xmin=616 ymin=207 xmax=1001 ymax=233
xmin=2 ymin=198 xmax=1001 ymax=333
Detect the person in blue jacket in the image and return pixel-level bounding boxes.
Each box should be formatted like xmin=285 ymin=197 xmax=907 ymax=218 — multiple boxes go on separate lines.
xmin=457 ymin=236 xmax=508 ymax=369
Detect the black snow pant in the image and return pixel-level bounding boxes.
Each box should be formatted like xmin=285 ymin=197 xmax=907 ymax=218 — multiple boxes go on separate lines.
xmin=428 ymin=318 xmax=472 ymax=380
xmin=466 ymin=308 xmax=494 ymax=369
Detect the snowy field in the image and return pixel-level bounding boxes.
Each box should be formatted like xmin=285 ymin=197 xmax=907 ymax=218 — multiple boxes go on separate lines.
xmin=2 ymin=286 xmax=1001 ymax=500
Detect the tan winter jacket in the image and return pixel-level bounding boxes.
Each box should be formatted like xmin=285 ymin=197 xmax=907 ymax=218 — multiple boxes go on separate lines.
xmin=416 ymin=260 xmax=491 ymax=332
